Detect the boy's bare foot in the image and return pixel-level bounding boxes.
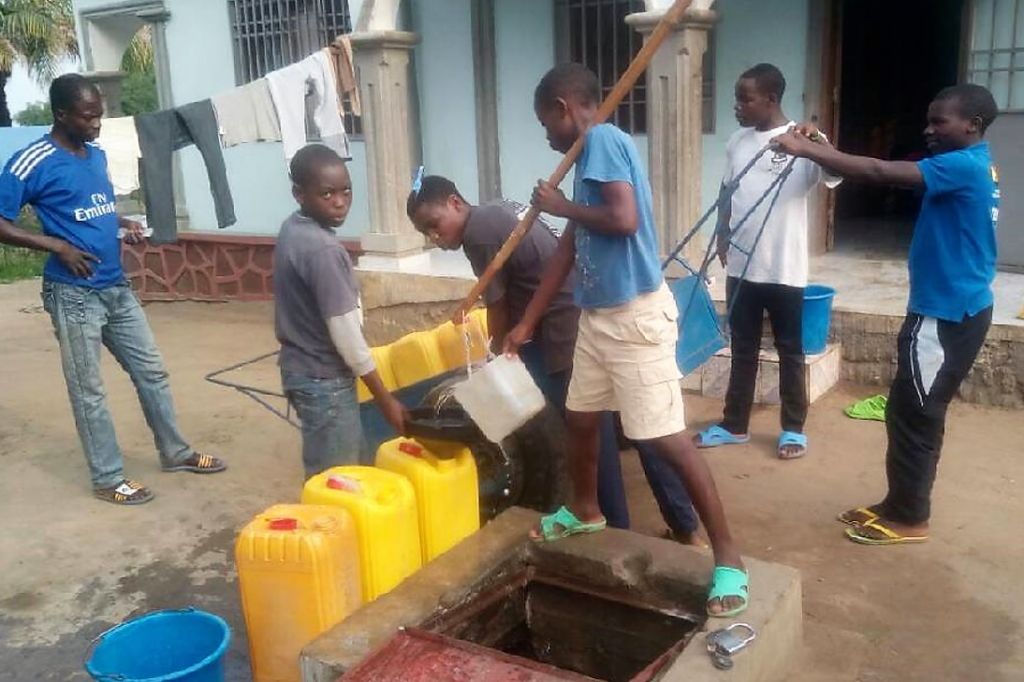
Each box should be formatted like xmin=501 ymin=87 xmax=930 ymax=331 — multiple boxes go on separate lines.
xmin=837 ymin=504 xmax=884 ymax=526
xmin=664 ymin=528 xmax=707 ymax=547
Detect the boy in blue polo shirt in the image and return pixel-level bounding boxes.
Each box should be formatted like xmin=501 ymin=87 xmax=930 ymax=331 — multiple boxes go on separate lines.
xmin=773 ymin=83 xmax=1000 ymax=545
xmin=505 ymin=63 xmax=747 ymax=617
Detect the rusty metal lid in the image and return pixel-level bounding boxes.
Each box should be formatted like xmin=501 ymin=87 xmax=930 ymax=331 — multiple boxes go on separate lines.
xmin=339 ymin=628 xmax=600 ymax=682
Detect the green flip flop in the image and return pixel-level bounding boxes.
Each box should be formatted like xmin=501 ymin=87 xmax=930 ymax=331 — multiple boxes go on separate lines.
xmin=532 ymin=506 xmax=607 ymax=542
xmin=707 ymin=566 xmax=749 ymax=618
xmin=844 ymin=395 xmax=888 ymax=421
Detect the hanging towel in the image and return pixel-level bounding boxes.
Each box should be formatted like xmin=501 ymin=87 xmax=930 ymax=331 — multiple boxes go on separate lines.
xmin=211 ymin=78 xmax=281 ymax=147
xmin=331 ymin=38 xmax=361 ymax=117
xmin=95 ymin=116 xmax=142 ymax=196
xmin=136 ymin=100 xmax=237 ymax=244
xmin=266 ymin=51 xmax=351 ymax=162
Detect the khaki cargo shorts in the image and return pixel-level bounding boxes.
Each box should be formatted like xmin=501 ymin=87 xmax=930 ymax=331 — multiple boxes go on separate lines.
xmin=566 ymin=282 xmax=686 ymax=441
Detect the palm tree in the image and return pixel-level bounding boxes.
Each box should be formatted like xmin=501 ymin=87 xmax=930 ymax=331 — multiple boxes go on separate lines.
xmin=0 ymin=0 xmax=79 ymax=127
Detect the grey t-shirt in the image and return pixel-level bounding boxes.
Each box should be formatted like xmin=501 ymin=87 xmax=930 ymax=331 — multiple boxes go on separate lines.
xmin=462 ymin=200 xmax=580 ymax=375
xmin=274 ymin=211 xmax=360 ymax=378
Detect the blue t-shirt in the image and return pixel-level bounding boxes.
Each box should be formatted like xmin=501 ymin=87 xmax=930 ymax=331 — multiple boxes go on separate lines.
xmin=0 ymin=135 xmax=123 ymax=289
xmin=571 ymin=124 xmax=662 ymax=309
xmin=911 ymin=142 xmax=999 ymax=322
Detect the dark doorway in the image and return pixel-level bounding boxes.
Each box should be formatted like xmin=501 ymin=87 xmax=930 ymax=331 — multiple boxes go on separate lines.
xmin=832 ymin=0 xmax=965 ymax=257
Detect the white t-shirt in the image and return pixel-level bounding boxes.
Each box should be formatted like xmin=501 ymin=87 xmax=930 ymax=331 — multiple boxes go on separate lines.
xmin=723 ymin=122 xmax=841 ymax=288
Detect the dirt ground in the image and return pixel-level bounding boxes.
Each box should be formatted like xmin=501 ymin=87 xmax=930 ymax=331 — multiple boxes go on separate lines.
xmin=1 ymin=277 xmax=1022 ymax=682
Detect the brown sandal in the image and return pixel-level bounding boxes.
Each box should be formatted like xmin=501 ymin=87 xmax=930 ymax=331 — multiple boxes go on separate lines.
xmin=162 ymin=452 xmax=227 ymax=474
xmin=94 ymin=480 xmax=154 ymax=505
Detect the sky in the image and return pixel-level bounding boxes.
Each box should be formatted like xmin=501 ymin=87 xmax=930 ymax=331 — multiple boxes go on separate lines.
xmin=6 ymin=60 xmax=80 ymax=126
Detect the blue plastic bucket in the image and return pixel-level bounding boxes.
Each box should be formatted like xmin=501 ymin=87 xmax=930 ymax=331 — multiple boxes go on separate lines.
xmin=86 ymin=608 xmax=230 ymax=682
xmin=802 ymin=284 xmax=836 ymax=355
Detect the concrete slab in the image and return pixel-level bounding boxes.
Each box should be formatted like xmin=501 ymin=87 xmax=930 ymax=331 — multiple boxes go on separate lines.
xmin=700 ymin=344 xmax=841 ymax=406
xmin=706 ymin=253 xmax=1024 ymax=328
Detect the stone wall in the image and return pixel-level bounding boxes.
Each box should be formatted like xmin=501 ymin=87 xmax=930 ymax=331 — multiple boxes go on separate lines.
xmin=122 ymin=232 xmax=362 ymax=302
xmin=713 ymin=303 xmax=1024 ymax=409
xmin=832 ymin=310 xmax=1024 ymax=410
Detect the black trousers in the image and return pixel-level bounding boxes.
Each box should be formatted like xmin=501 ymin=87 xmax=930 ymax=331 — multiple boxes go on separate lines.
xmin=881 ymin=307 xmax=992 ymax=525
xmin=721 ymin=277 xmax=807 ymax=435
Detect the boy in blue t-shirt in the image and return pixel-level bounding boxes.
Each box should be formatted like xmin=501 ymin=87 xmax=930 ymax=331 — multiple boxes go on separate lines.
xmin=773 ymin=84 xmax=1000 ymax=546
xmin=0 ymin=75 xmax=225 ymax=505
xmin=505 ymin=64 xmax=747 ymax=617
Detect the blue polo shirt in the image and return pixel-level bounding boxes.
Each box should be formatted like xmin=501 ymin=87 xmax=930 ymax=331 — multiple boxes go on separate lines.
xmin=571 ymin=124 xmax=663 ymax=309
xmin=910 ymin=142 xmax=999 ymax=322
xmin=0 ymin=135 xmax=123 ymax=289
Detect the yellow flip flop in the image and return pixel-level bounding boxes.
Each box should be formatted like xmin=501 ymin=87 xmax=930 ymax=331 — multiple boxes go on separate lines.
xmin=845 ymin=518 xmax=928 ymax=546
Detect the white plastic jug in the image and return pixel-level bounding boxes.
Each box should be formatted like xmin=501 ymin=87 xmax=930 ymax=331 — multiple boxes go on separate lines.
xmin=452 ymin=355 xmax=546 ymax=443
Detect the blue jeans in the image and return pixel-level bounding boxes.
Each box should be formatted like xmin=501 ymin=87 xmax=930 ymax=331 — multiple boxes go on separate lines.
xmin=521 ymin=344 xmax=697 ymax=534
xmin=281 ymin=370 xmax=367 ymax=480
xmin=41 ymin=280 xmax=193 ymax=489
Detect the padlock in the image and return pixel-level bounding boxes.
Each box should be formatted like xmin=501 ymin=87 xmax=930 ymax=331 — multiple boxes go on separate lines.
xmin=706 ymin=623 xmax=756 ymax=671
xmin=707 ymin=623 xmax=756 ymax=655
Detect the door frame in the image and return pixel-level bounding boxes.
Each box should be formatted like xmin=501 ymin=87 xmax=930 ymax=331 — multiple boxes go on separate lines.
xmin=804 ymin=0 xmax=842 ymax=254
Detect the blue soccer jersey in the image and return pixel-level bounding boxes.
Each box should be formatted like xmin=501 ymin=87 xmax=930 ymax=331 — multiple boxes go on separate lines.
xmin=0 ymin=135 xmax=123 ymax=288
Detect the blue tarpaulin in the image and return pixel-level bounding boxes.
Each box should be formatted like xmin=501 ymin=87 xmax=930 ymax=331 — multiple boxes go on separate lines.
xmin=0 ymin=126 xmax=50 ymax=169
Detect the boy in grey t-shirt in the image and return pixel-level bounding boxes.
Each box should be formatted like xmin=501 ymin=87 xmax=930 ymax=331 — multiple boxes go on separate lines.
xmin=274 ymin=145 xmax=406 ymax=479
xmin=407 ymin=175 xmax=702 ymax=545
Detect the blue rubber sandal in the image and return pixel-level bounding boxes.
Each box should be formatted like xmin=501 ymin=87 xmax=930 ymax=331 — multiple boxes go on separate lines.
xmin=532 ymin=506 xmax=607 ymax=542
xmin=777 ymin=431 xmax=807 ymax=460
xmin=707 ymin=566 xmax=749 ymax=618
xmin=695 ymin=425 xmax=750 ymax=449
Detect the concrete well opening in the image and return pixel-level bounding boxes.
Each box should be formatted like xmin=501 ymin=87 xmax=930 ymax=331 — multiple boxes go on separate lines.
xmin=420 ymin=567 xmax=703 ymax=682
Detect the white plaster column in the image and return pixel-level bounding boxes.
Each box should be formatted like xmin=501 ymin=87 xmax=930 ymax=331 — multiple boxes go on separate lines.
xmin=627 ymin=8 xmax=717 ymax=264
xmin=351 ymin=30 xmax=426 ymax=265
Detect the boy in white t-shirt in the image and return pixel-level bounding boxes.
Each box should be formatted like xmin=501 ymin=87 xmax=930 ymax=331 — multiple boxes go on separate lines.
xmin=695 ymin=63 xmax=840 ymax=459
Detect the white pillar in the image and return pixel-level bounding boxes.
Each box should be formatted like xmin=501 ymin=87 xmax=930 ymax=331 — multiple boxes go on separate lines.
xmin=627 ymin=8 xmax=717 ymax=265
xmin=351 ymin=30 xmax=426 ymax=265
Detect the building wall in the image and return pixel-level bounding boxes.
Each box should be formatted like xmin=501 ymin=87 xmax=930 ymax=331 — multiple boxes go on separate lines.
xmin=71 ymin=0 xmax=810 ymax=245
xmin=410 ymin=0 xmax=481 ymax=203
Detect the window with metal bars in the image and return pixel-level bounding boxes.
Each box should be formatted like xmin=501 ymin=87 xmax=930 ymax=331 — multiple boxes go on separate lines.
xmin=227 ymin=0 xmax=361 ymax=134
xmin=554 ymin=0 xmax=715 ymax=135
xmin=969 ymin=0 xmax=1024 ymax=111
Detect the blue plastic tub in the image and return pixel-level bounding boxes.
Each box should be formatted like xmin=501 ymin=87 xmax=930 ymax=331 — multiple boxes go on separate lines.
xmin=803 ymin=284 xmax=836 ymax=355
xmin=86 ymin=608 xmax=230 ymax=682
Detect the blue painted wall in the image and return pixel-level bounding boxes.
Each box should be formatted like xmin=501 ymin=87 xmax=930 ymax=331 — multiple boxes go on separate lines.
xmin=410 ymin=0 xmax=481 ymax=203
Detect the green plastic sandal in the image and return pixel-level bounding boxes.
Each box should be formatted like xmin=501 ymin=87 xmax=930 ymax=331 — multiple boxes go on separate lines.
xmin=844 ymin=395 xmax=887 ymax=421
xmin=707 ymin=566 xmax=749 ymax=618
xmin=533 ymin=506 xmax=607 ymax=542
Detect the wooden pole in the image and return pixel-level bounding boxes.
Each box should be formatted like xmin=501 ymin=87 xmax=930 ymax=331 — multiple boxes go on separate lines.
xmin=453 ymin=0 xmax=695 ymax=321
